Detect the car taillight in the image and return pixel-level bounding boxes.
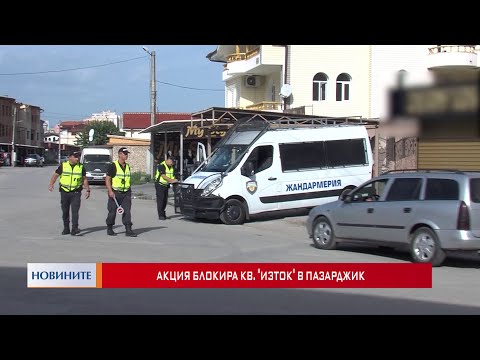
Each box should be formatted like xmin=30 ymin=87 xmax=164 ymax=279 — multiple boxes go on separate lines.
xmin=457 ymin=201 xmax=470 ymax=230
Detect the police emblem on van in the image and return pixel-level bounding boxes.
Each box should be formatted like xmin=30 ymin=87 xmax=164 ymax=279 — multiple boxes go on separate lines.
xmin=246 ymin=181 xmax=257 ymax=194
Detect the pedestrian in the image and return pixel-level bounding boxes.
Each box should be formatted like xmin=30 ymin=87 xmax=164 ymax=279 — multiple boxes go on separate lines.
xmin=185 ymin=148 xmax=195 ymax=177
xmin=48 ymin=150 xmax=91 ymax=236
xmin=105 ymin=147 xmax=137 ymax=237
xmin=155 ymin=157 xmax=178 ymax=220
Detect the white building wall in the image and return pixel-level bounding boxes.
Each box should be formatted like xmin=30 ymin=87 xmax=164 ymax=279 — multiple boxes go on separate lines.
xmin=86 ymin=110 xmax=120 ymax=127
xmin=260 ymin=45 xmax=285 ymax=65
xmin=288 ymin=45 xmax=371 ymax=117
xmin=264 ymin=73 xmax=282 ymax=103
xmin=219 ymin=45 xmax=438 ymax=119
xmin=60 ymin=130 xmax=78 ymax=146
xmin=123 ymin=130 xmax=151 ymax=140
xmin=370 ymin=45 xmax=434 ymax=120
xmin=226 ymin=77 xmax=242 ymax=107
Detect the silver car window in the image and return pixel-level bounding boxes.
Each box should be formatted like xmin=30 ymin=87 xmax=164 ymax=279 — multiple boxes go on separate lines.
xmin=351 ymin=178 xmax=388 ymax=202
xmin=386 ymin=178 xmax=422 ymax=201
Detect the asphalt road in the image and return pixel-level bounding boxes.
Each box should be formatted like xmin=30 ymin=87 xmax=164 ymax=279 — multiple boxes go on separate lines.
xmin=1 ymin=165 xmax=480 ymax=314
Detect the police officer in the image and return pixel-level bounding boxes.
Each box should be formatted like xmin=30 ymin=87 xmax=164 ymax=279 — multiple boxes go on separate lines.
xmin=155 ymin=157 xmax=178 ymax=220
xmin=48 ymin=150 xmax=91 ymax=236
xmin=105 ymin=147 xmax=137 ymax=237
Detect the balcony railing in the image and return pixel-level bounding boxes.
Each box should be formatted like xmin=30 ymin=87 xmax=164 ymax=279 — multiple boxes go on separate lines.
xmin=428 ymin=45 xmax=476 ymax=54
xmin=427 ymin=45 xmax=478 ymax=69
xmin=245 ymin=101 xmax=283 ymax=111
xmin=226 ymin=48 xmax=260 ymax=63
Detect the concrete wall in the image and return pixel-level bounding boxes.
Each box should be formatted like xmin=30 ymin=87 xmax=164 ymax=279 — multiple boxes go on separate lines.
xmin=112 ymin=145 xmax=149 ymax=174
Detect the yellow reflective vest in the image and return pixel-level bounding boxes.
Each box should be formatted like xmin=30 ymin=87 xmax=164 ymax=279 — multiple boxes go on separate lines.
xmin=111 ymin=160 xmax=131 ymax=192
xmin=155 ymin=160 xmax=174 ymax=186
xmin=60 ymin=162 xmax=83 ymax=192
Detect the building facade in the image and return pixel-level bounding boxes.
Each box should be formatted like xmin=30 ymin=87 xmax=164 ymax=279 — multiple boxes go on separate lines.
xmin=0 ymin=97 xmax=45 ymax=165
xmin=208 ymin=45 xmax=480 ymax=172
xmin=86 ymin=110 xmax=120 ymax=127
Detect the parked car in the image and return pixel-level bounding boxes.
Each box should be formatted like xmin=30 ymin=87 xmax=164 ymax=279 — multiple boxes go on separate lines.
xmin=24 ymin=154 xmax=44 ymax=167
xmin=0 ymin=151 xmax=9 ymax=166
xmin=306 ymin=169 xmax=480 ymax=267
xmin=59 ymin=155 xmax=68 ymax=163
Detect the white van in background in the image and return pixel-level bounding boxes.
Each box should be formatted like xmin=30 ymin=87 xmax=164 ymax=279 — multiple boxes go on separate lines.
xmin=175 ymin=118 xmax=374 ymax=225
xmin=80 ymin=147 xmax=112 ymax=184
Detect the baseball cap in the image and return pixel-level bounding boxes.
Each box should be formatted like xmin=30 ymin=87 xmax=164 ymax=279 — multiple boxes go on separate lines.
xmin=68 ymin=151 xmax=81 ymax=158
xmin=118 ymin=147 xmax=130 ymax=154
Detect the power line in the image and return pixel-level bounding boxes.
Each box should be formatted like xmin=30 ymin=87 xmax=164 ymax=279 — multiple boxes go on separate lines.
xmin=156 ymin=80 xmax=224 ymax=91
xmin=0 ymin=56 xmax=147 ymax=76
xmin=43 ymin=111 xmax=90 ymax=117
xmin=1 ymin=54 xmax=224 ymax=91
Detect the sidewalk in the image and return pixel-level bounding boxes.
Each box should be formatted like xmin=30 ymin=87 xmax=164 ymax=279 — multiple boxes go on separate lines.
xmin=131 ymin=182 xmax=308 ymax=226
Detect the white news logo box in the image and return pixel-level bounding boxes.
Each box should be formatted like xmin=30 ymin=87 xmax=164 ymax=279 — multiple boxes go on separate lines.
xmin=27 ymin=263 xmax=97 ymax=288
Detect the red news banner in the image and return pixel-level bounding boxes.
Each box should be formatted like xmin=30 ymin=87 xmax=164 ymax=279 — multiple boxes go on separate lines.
xmin=101 ymin=263 xmax=432 ymax=288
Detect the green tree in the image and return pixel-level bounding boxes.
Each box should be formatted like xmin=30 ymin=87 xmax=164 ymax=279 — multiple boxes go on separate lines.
xmin=75 ymin=120 xmax=122 ymax=147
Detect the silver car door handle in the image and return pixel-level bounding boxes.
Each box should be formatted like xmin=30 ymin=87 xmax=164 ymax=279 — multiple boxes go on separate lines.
xmin=367 ymin=208 xmax=374 ymax=213
xmin=403 ymin=207 xmax=412 ymax=213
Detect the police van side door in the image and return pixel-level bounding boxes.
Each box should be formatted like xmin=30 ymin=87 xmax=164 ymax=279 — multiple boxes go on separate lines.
xmin=240 ymin=144 xmax=281 ymax=214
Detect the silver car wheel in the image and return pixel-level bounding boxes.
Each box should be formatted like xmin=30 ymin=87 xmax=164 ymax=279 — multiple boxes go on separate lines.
xmin=313 ymin=220 xmax=332 ymax=246
xmin=412 ymin=231 xmax=435 ymax=261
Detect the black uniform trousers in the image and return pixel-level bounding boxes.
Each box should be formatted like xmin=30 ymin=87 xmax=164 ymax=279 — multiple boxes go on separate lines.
xmin=60 ymin=190 xmax=82 ymax=228
xmin=106 ymin=190 xmax=132 ymax=226
xmin=155 ymin=183 xmax=169 ymax=218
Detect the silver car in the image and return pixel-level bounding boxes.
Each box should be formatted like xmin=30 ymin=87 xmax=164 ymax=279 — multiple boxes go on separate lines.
xmin=23 ymin=154 xmax=44 ymax=167
xmin=306 ymin=170 xmax=480 ymax=267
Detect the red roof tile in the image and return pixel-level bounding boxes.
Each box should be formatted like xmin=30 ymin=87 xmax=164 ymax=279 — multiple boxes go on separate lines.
xmin=59 ymin=120 xmax=86 ymax=128
xmin=122 ymin=112 xmax=192 ymax=129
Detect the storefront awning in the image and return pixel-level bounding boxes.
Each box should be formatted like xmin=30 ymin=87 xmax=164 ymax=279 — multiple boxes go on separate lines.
xmin=139 ymin=119 xmax=209 ymax=134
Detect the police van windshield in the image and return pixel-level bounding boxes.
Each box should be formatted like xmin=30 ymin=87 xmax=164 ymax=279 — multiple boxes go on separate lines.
xmin=83 ymin=155 xmax=111 ymax=163
xmin=200 ymin=145 xmax=248 ymax=172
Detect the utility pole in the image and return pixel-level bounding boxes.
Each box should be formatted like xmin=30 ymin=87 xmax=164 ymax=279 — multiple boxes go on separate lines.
xmin=150 ymin=50 xmax=156 ymax=128
xmin=150 ymin=51 xmax=156 ymax=177
xmin=11 ymin=105 xmax=17 ymax=167
xmin=143 ymin=47 xmax=156 ymax=178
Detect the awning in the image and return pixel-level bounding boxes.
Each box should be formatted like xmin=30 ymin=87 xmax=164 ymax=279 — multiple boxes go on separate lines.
xmin=14 ymin=144 xmax=44 ymax=148
xmin=191 ymin=106 xmax=381 ymax=127
xmin=139 ymin=119 xmax=212 ymax=134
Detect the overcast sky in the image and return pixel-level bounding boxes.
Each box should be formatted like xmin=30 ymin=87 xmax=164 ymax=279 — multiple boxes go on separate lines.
xmin=0 ymin=45 xmax=224 ymax=126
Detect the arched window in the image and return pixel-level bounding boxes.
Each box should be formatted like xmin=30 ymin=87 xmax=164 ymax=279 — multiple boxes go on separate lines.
xmin=336 ymin=73 xmax=352 ymax=101
xmin=313 ymin=72 xmax=328 ymax=101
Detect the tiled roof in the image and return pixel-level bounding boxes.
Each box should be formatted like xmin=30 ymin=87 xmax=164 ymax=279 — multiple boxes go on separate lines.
xmin=122 ymin=112 xmax=192 ymax=129
xmin=59 ymin=120 xmax=86 ymax=127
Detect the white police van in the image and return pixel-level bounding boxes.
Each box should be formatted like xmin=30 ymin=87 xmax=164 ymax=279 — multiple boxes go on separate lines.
xmin=175 ymin=118 xmax=373 ymax=225
xmin=80 ymin=147 xmax=112 ymax=184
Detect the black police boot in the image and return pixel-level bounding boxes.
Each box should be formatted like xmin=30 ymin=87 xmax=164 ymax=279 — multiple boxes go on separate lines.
xmin=62 ymin=226 xmax=70 ymax=235
xmin=107 ymin=225 xmax=117 ymax=236
xmin=71 ymin=226 xmax=81 ymax=236
xmin=125 ymin=225 xmax=137 ymax=237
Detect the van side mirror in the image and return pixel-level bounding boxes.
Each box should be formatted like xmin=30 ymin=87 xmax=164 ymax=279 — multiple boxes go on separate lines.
xmin=241 ymin=161 xmax=255 ymax=177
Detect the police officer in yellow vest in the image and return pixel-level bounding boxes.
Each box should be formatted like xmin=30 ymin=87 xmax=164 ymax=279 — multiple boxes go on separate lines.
xmin=155 ymin=157 xmax=178 ymax=220
xmin=105 ymin=147 xmax=137 ymax=237
xmin=48 ymin=150 xmax=91 ymax=236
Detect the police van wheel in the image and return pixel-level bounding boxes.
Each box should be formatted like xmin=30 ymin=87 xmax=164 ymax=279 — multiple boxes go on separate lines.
xmin=339 ymin=186 xmax=355 ymax=200
xmin=220 ymin=199 xmax=246 ymax=225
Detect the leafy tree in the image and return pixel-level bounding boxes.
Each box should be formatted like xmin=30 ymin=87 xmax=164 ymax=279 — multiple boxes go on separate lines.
xmin=75 ymin=120 xmax=122 ymax=148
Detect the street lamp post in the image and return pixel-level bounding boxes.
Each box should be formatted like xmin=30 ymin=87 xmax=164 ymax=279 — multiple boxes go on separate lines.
xmin=143 ymin=46 xmax=156 ymax=178
xmin=11 ymin=105 xmax=17 ymax=167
